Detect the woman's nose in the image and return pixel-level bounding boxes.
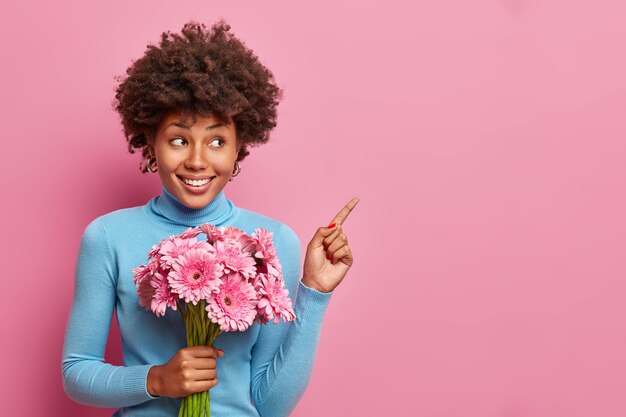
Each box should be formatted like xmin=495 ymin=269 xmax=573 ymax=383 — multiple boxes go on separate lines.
xmin=185 ymin=144 xmax=208 ymax=170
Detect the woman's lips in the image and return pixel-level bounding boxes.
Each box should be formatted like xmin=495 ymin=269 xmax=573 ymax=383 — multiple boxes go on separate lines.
xmin=177 ymin=175 xmax=215 ymax=194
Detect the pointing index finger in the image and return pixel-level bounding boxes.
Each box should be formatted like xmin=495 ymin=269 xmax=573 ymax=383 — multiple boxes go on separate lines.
xmin=330 ymin=197 xmax=360 ymax=226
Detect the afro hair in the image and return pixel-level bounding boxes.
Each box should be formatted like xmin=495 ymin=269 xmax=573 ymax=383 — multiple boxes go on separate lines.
xmin=112 ymin=19 xmax=283 ymax=173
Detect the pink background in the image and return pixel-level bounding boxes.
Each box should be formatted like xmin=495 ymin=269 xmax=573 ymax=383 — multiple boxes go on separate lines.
xmin=1 ymin=1 xmax=625 ymax=416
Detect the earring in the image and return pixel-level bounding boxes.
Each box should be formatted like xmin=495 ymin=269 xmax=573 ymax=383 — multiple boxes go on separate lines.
xmin=228 ymin=161 xmax=241 ymax=182
xmin=147 ymin=157 xmax=158 ymax=173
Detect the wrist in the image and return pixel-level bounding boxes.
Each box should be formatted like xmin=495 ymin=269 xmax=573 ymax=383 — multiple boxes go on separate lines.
xmin=301 ymin=276 xmax=332 ymax=293
xmin=147 ymin=365 xmax=162 ymax=397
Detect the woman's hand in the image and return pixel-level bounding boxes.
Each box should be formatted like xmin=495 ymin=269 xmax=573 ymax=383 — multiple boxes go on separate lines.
xmin=147 ymin=345 xmax=224 ymax=398
xmin=302 ymin=197 xmax=360 ymax=293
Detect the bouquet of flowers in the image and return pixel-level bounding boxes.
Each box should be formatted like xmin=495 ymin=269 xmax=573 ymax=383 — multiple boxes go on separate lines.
xmin=132 ymin=223 xmax=296 ymax=417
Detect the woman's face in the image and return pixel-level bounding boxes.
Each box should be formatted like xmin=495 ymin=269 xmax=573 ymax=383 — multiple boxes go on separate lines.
xmin=147 ymin=110 xmax=240 ymax=209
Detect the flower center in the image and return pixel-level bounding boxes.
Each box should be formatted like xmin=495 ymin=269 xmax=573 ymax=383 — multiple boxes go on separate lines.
xmin=224 ymin=296 xmax=232 ymax=306
xmin=190 ymin=270 xmax=202 ymax=283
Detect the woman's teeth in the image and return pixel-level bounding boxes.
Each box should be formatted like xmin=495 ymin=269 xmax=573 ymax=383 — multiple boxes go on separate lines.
xmin=181 ymin=177 xmax=213 ymax=187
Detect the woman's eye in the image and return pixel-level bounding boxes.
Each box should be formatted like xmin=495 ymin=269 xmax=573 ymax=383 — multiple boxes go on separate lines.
xmin=169 ymin=137 xmax=223 ymax=147
xmin=210 ymin=138 xmax=224 ymax=147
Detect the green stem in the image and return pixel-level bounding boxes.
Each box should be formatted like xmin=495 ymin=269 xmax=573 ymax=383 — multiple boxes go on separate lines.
xmin=178 ymin=301 xmax=214 ymax=417
xmin=198 ymin=300 xmax=204 ymax=344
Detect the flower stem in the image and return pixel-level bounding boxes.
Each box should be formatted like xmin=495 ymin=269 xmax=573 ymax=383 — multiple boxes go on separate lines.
xmin=180 ymin=301 xmax=214 ymax=417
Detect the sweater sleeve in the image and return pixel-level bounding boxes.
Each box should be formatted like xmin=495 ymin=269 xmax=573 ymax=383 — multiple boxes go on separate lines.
xmin=61 ymin=218 xmax=158 ymax=407
xmin=250 ymin=223 xmax=333 ymax=417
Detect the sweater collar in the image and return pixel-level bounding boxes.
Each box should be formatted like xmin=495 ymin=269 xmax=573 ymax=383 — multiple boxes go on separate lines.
xmin=148 ymin=185 xmax=237 ymax=227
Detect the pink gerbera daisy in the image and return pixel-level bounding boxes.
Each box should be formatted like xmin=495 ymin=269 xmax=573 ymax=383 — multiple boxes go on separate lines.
xmin=147 ymin=233 xmax=181 ymax=260
xmin=180 ymin=226 xmax=202 ymax=239
xmin=159 ymin=237 xmax=213 ymax=268
xmin=147 ymin=243 xmax=161 ymax=260
xmin=221 ymin=225 xmax=246 ymax=241
xmin=222 ymin=226 xmax=256 ymax=253
xmin=199 ymin=223 xmax=223 ymax=245
xmin=132 ymin=263 xmax=151 ymax=286
xmin=206 ymin=272 xmax=258 ymax=332
xmin=136 ymin=270 xmax=177 ymax=317
xmin=150 ymin=271 xmax=178 ymax=317
xmin=252 ymin=228 xmax=283 ymax=277
xmin=136 ymin=269 xmax=156 ymax=308
xmin=214 ymin=239 xmax=257 ymax=279
xmin=132 ymin=258 xmax=163 ymax=285
xmin=254 ymin=273 xmax=296 ymax=324
xmin=169 ymin=248 xmax=223 ymax=305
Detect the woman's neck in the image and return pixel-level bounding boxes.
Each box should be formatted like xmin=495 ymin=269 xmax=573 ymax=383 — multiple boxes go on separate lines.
xmin=149 ymin=185 xmax=236 ymax=227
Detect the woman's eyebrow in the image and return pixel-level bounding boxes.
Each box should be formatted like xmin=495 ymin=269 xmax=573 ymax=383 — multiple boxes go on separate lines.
xmin=167 ymin=122 xmax=225 ymax=130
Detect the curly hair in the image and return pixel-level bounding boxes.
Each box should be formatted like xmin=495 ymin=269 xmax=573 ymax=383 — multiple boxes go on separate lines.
xmin=112 ymin=19 xmax=283 ymax=173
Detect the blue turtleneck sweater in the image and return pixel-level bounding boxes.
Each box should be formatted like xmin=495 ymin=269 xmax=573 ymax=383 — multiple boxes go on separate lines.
xmin=62 ymin=186 xmax=333 ymax=417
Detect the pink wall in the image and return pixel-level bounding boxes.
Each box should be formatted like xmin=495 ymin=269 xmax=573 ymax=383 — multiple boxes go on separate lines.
xmin=2 ymin=1 xmax=626 ymax=416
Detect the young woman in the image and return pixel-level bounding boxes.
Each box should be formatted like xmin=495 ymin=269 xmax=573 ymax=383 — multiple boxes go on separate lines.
xmin=61 ymin=20 xmax=358 ymax=417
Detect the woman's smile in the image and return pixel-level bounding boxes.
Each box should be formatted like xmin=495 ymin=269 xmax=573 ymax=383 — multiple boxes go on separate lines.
xmin=177 ymin=175 xmax=216 ymax=194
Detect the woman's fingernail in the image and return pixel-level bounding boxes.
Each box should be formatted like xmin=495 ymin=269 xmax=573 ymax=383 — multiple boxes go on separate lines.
xmin=328 ymin=223 xmax=336 ymax=229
